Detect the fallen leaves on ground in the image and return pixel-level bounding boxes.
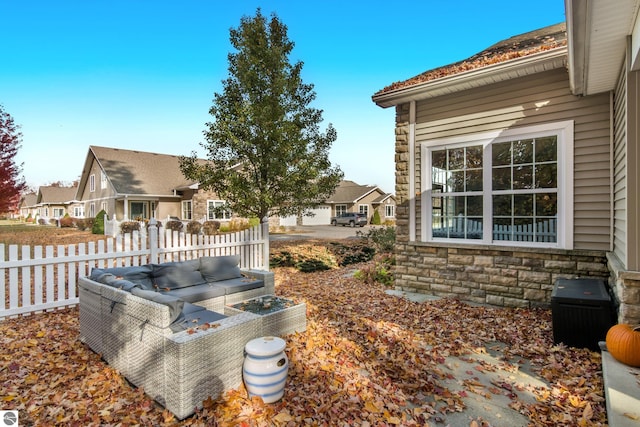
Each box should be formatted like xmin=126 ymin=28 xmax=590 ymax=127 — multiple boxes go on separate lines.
xmin=1 ymin=259 xmax=607 ymax=426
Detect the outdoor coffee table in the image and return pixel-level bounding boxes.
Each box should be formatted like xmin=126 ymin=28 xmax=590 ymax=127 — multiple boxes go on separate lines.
xmin=224 ymin=295 xmax=306 ymax=337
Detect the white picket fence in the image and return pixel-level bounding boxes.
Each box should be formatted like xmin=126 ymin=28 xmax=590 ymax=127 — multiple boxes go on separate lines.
xmin=0 ymin=219 xmax=269 ymax=319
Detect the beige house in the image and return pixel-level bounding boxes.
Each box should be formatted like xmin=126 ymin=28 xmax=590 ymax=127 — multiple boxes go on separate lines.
xmin=279 ymin=180 xmax=395 ymax=226
xmin=372 ymin=1 xmax=640 ymax=324
xmin=35 ymin=185 xmax=83 ymax=221
xmin=326 ymin=180 xmax=395 ymax=224
xmin=18 ymin=193 xmax=38 ymax=219
xmin=76 ymin=146 xmax=228 ymax=222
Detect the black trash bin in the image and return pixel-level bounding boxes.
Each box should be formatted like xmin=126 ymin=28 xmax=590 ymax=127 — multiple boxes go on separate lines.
xmin=551 ymin=278 xmax=614 ymax=351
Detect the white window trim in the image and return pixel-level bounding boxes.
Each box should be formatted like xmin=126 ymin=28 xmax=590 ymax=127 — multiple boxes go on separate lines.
xmin=100 ymin=171 xmax=108 ymax=189
xmin=207 ymin=200 xmax=231 ymax=220
xmin=385 ymin=204 xmax=395 ymax=218
xmin=420 ymin=121 xmax=574 ymax=249
xmin=182 ymin=200 xmax=193 ymax=220
xmin=89 ymin=174 xmax=95 ymax=192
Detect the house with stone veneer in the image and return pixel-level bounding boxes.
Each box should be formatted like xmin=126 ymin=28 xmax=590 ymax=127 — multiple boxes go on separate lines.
xmin=372 ymin=0 xmax=640 ymax=324
xmin=75 ymin=146 xmax=230 ymax=223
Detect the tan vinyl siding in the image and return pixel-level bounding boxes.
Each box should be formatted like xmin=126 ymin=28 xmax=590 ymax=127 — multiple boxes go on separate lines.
xmin=627 ymin=67 xmax=640 ymax=270
xmin=414 ymin=68 xmax=611 ymax=250
xmin=613 ymin=60 xmax=628 ymax=267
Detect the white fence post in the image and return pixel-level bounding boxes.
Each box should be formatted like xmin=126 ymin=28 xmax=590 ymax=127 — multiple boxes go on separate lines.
xmin=262 ymin=217 xmax=270 ymax=271
xmin=148 ymin=218 xmax=159 ymax=265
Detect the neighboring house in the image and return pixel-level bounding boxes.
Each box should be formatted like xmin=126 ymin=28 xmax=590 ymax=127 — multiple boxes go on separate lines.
xmin=76 ymin=146 xmax=228 ymax=222
xmin=372 ymin=1 xmax=640 ymax=324
xmin=326 ymin=180 xmax=396 ymax=224
xmin=36 ymin=185 xmax=83 ymax=221
xmin=18 ymin=193 xmax=38 ymax=219
xmin=279 ymin=180 xmax=396 ymax=226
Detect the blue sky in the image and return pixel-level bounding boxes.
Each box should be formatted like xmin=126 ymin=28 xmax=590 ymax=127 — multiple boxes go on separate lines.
xmin=1 ymin=0 xmax=566 ymax=194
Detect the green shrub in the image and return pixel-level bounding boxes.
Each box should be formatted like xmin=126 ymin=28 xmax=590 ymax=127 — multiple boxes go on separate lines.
xmin=165 ymin=220 xmax=183 ymax=232
xmin=92 ymin=210 xmax=107 ymax=234
xmin=328 ymin=241 xmax=375 ymax=266
xmin=296 ymin=259 xmax=332 ymax=272
xmin=186 ymin=221 xmax=202 ymax=235
xmin=371 ymin=210 xmax=381 ymax=225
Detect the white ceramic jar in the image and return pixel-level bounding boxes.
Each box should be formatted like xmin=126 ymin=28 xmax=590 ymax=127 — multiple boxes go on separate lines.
xmin=243 ymin=336 xmax=289 ymax=403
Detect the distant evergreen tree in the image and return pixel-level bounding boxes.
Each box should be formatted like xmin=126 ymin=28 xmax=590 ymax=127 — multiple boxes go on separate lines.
xmin=180 ymin=9 xmax=343 ymax=221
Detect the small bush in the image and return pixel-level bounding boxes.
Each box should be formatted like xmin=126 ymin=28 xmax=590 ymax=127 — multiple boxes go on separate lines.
xmin=354 ymin=253 xmax=395 ymax=287
xmin=186 ymin=221 xmax=202 ymax=235
xmin=76 ymin=218 xmax=93 ymax=231
xmin=371 ymin=210 xmax=381 ymax=225
xmin=202 ymin=221 xmax=220 ymax=235
xmin=165 ymin=220 xmax=183 ymax=232
xmin=59 ymin=216 xmax=75 ymax=228
xmin=92 ymin=210 xmax=107 ymax=234
xmin=356 ymin=226 xmax=396 ymax=253
xmin=328 ymin=241 xmax=376 ymax=266
xmin=49 ymin=218 xmax=58 ymax=226
xmin=120 ymin=221 xmax=141 ymax=234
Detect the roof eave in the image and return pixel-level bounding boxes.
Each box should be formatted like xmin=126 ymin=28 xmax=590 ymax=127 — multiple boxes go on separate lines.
xmin=372 ymin=47 xmax=568 ymax=108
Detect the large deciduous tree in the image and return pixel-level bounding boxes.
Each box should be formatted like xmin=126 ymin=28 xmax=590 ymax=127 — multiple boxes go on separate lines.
xmin=0 ymin=105 xmax=26 ymax=214
xmin=180 ymin=9 xmax=343 ymax=221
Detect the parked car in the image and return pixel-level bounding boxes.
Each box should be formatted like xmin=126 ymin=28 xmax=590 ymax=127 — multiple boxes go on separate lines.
xmin=331 ymin=212 xmax=368 ymax=227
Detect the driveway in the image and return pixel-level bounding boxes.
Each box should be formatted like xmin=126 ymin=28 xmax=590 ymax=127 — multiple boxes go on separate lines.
xmin=270 ymin=224 xmax=373 ymax=241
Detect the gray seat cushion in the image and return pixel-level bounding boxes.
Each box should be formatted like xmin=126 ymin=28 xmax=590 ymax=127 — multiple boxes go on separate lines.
xmin=162 ymin=284 xmax=226 ymax=303
xmin=214 ymin=277 xmax=263 ymax=295
xmin=170 ymin=308 xmax=228 ymax=332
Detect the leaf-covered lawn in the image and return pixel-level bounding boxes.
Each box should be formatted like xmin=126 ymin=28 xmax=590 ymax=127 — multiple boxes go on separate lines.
xmin=0 ymin=241 xmax=606 ymax=426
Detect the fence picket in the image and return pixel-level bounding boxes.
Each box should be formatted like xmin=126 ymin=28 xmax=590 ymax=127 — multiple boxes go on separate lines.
xmin=1 ymin=224 xmax=268 ymax=319
xmin=34 ymin=246 xmax=43 ymax=306
xmin=21 ymin=246 xmax=31 ymax=308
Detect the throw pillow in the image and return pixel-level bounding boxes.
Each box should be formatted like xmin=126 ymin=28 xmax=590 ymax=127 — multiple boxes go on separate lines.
xmin=152 ymin=260 xmax=206 ymax=290
xmin=199 ymin=255 xmax=242 ymax=282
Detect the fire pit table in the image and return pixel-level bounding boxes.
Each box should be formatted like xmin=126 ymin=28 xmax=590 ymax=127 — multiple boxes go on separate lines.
xmin=225 ymin=295 xmax=306 ymax=337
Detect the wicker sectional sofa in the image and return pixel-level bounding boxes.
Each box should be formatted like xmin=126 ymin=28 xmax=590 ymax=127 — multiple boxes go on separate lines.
xmin=78 ymin=255 xmax=275 ymax=419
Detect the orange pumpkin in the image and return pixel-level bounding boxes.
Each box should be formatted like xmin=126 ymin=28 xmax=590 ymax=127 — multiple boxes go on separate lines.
xmin=606 ymin=324 xmax=640 ymax=367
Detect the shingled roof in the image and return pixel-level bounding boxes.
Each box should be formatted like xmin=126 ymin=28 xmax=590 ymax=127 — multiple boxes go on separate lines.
xmin=86 ymin=146 xmax=197 ymax=196
xmin=325 ymin=180 xmax=388 ymax=204
xmin=374 ymin=22 xmax=567 ymax=96
xmin=37 ymin=185 xmax=78 ymax=204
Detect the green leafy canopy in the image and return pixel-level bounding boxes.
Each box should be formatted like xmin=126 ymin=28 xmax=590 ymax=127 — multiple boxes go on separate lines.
xmin=180 ymin=9 xmax=343 ymax=221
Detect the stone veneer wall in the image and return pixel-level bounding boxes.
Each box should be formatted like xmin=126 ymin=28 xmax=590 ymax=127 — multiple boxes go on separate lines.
xmin=394 ymin=242 xmax=610 ymax=309
xmin=607 ymin=253 xmax=640 ymax=324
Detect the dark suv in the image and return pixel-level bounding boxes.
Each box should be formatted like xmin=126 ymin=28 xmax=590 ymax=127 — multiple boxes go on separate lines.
xmin=330 ymin=212 xmax=368 ymax=227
